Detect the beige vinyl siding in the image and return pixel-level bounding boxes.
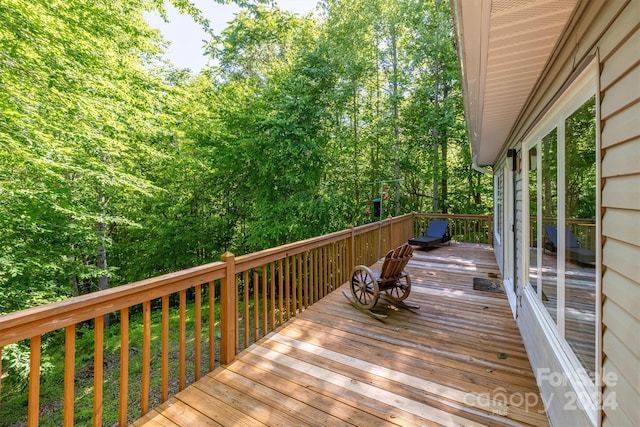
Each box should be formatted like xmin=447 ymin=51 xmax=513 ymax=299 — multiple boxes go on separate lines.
xmin=586 ymin=1 xmax=637 ymax=423
xmin=602 ymin=334 xmax=640 ymax=426
xmin=599 ymin=0 xmax=640 ymax=422
xmin=499 ymin=0 xmax=639 ymax=425
xmin=601 ymin=139 xmax=640 ymax=177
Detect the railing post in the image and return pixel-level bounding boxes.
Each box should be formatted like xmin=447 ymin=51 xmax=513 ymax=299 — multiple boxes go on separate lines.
xmin=220 ymin=252 xmax=237 ymax=365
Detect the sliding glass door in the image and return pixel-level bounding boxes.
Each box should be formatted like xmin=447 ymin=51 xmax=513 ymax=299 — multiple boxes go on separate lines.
xmin=524 ymin=73 xmax=598 ymax=382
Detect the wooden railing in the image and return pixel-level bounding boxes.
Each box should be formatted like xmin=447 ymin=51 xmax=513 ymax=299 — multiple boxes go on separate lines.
xmin=0 ymin=214 xmax=417 ymax=426
xmin=529 ymin=217 xmax=596 ymax=251
xmin=0 ymin=213 xmax=493 ymax=426
xmin=414 ymin=213 xmax=494 ymax=245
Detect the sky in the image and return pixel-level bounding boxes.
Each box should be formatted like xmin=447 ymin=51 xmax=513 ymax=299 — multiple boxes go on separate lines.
xmin=146 ymin=0 xmax=320 ymax=72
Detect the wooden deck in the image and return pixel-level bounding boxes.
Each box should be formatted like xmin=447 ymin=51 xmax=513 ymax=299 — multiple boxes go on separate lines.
xmin=133 ymin=243 xmax=548 ymax=427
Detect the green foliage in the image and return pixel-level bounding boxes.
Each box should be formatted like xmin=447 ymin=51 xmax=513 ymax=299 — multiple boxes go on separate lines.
xmin=0 ymin=0 xmax=172 ymax=311
xmin=0 ymin=297 xmax=219 ymax=426
xmin=0 ymin=0 xmax=491 ymax=312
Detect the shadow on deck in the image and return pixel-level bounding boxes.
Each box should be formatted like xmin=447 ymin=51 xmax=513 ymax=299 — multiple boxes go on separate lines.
xmin=134 ymin=243 xmax=548 ymax=426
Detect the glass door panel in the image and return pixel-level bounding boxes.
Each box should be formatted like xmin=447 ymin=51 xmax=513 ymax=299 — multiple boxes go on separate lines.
xmin=564 ymin=95 xmax=597 ymax=378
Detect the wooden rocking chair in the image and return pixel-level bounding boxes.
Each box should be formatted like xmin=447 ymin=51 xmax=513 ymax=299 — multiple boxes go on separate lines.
xmin=343 ymin=243 xmax=418 ymax=319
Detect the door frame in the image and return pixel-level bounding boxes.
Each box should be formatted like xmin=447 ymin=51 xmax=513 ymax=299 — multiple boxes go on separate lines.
xmin=503 ymin=162 xmax=517 ymax=317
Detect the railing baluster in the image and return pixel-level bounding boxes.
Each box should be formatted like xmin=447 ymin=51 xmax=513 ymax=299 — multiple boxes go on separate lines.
xmin=261 ymin=266 xmax=267 ymax=335
xmin=253 ymin=270 xmax=259 ymax=341
xmin=308 ymin=251 xmax=312 ymax=305
xmin=179 ymin=290 xmax=186 ymax=390
xmin=334 ymin=242 xmax=339 ymax=289
xmin=161 ymin=296 xmax=169 ymax=402
xmin=28 ymin=335 xmax=41 ymax=427
xmin=277 ymin=259 xmax=284 ymax=326
xmin=329 ymin=243 xmax=333 ymax=293
xmin=312 ymin=249 xmax=318 ymax=302
xmin=270 ymin=262 xmax=276 ymax=330
xmin=119 ymin=308 xmax=129 ymax=427
xmin=342 ymin=240 xmax=347 ymax=284
xmin=93 ymin=316 xmax=104 ymax=427
xmin=285 ymin=256 xmax=291 ymax=321
xmin=141 ymin=301 xmax=150 ymax=415
xmin=312 ymin=249 xmax=317 ymax=302
xmin=243 ymin=270 xmax=249 ymax=349
xmin=315 ymin=250 xmax=320 ymax=303
xmin=0 ymin=346 xmax=2 ymax=404
xmin=322 ymin=247 xmax=326 ymax=296
xmin=208 ymin=281 xmax=215 ymax=371
xmin=297 ymin=254 xmax=303 ymax=314
xmin=195 ymin=284 xmax=202 ymax=382
xmin=64 ymin=325 xmax=75 ymax=426
xmin=303 ymin=252 xmax=309 ymax=309
xmin=291 ymin=255 xmax=297 ymax=318
xmin=321 ymin=247 xmax=326 ymax=297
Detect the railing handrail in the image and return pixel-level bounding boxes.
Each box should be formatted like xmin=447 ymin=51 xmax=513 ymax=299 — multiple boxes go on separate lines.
xmin=234 ymin=213 xmax=414 ymax=272
xmin=0 ymin=213 xmax=415 ymax=347
xmin=0 ymin=261 xmax=228 ymax=347
xmin=415 ymin=212 xmax=492 ymax=220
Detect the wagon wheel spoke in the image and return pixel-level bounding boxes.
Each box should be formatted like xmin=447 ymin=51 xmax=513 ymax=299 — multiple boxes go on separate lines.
xmin=384 ymin=272 xmax=411 ymax=302
xmin=350 ymin=267 xmax=379 ymax=310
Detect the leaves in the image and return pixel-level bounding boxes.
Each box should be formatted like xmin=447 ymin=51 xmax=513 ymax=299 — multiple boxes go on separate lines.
xmin=0 ymin=0 xmax=493 ymax=314
xmin=0 ymin=0 xmax=169 ymax=311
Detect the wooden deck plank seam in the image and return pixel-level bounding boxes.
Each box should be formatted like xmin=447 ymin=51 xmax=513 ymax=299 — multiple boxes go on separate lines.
xmin=248 ymin=343 xmax=488 ymax=427
xmin=255 ymin=331 xmax=540 ymax=425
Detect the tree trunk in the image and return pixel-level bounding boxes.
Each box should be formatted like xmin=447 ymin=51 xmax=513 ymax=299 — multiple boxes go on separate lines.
xmin=440 ymin=84 xmax=450 ymax=213
xmin=391 ymin=26 xmax=401 ymax=216
xmin=543 ymin=134 xmax=552 ymax=217
xmin=352 ymin=86 xmax=360 ymax=205
xmin=97 ymin=195 xmax=109 ymax=327
xmin=432 ymin=138 xmax=439 ymax=212
xmin=70 ymin=272 xmax=79 ymax=297
xmin=441 ymin=138 xmax=448 ymax=213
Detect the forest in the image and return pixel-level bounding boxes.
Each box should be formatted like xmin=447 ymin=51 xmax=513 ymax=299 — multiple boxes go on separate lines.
xmin=0 ymin=0 xmax=492 ymax=316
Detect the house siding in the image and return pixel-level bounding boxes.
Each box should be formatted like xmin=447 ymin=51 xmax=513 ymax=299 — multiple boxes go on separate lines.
xmin=502 ymin=0 xmax=639 ymax=425
xmin=599 ymin=0 xmax=640 ymax=425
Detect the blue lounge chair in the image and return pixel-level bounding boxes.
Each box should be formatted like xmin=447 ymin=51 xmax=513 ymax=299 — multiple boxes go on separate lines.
xmin=408 ymin=219 xmax=451 ymax=249
xmin=544 ymin=224 xmax=595 ymax=265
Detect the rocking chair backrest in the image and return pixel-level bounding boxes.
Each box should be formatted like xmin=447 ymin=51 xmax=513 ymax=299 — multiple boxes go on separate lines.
xmin=379 ymin=243 xmax=413 ymax=280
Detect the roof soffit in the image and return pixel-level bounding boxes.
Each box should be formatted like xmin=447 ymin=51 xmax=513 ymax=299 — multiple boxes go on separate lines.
xmin=452 ymin=0 xmax=578 ymax=165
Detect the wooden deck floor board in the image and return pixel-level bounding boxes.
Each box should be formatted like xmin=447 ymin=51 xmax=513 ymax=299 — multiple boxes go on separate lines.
xmin=277 ymin=319 xmax=539 ymax=397
xmin=223 ymin=359 xmax=386 ymax=426
xmin=236 ymin=350 xmax=418 ymax=426
xmin=194 ymin=374 xmax=336 ymax=427
xmin=133 ymin=243 xmax=549 ymax=427
xmin=256 ymin=333 xmax=516 ymax=426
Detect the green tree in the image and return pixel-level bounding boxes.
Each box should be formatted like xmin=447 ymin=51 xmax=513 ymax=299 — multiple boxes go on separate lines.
xmin=0 ymin=0 xmax=169 ymax=312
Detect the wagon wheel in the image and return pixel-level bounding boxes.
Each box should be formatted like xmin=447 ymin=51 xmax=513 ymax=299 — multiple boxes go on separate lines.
xmin=384 ymin=272 xmax=411 ymax=302
xmin=350 ymin=266 xmax=379 ymax=310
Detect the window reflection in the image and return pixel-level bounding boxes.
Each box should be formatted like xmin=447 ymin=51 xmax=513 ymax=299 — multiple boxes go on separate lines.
xmin=529 ymin=147 xmax=539 ymax=299
xmin=541 ymin=128 xmax=558 ymax=323
xmin=564 ymin=95 xmax=596 ymax=378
